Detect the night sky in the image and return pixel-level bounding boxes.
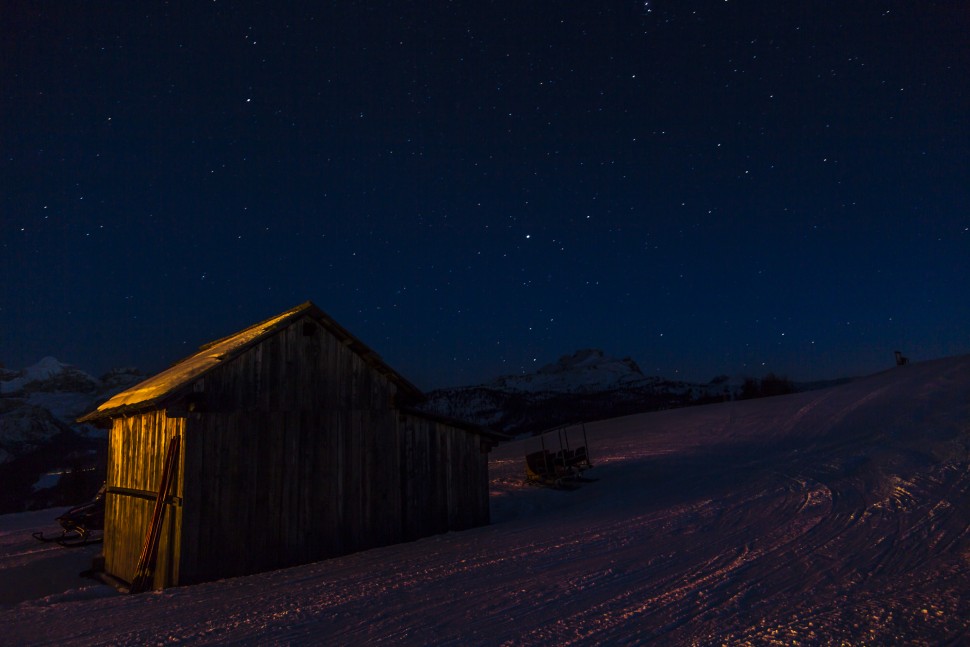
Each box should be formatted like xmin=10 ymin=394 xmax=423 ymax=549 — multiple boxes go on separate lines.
xmin=3 ymin=1 xmax=968 ymax=390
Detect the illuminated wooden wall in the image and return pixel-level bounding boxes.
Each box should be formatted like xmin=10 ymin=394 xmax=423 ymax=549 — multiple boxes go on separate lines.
xmin=101 ymin=313 xmax=492 ymax=590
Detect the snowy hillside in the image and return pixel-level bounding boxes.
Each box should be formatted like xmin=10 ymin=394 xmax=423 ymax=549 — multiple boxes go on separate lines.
xmin=0 ymin=354 xmax=967 ymax=644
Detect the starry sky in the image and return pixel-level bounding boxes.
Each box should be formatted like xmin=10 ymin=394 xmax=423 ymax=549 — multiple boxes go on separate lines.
xmin=2 ymin=1 xmax=968 ymax=390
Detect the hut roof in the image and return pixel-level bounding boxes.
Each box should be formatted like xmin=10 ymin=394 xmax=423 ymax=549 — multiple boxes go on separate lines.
xmin=79 ymin=301 xmax=423 ymax=422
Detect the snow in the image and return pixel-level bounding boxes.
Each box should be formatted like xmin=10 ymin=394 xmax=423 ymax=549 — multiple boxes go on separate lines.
xmin=30 ymin=471 xmax=64 ymax=492
xmin=491 ymin=348 xmax=647 ymax=393
xmin=1 ymin=355 xmax=968 ymax=644
xmin=0 ymin=508 xmax=111 ymax=609
xmin=24 ymin=391 xmax=100 ymax=421
xmin=0 ymin=357 xmax=102 ymax=419
xmin=0 ymin=357 xmax=83 ymax=395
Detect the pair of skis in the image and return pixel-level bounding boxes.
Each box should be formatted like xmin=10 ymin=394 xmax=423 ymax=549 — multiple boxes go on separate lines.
xmin=130 ymin=433 xmax=181 ymax=593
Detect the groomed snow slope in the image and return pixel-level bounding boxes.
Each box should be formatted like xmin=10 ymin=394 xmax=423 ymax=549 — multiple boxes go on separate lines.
xmin=1 ymin=355 xmax=968 ymax=644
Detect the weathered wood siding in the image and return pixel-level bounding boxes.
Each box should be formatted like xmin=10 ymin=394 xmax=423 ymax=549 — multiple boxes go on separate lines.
xmin=177 ymin=316 xmax=404 ymax=582
xmin=178 ymin=409 xmax=403 ymax=583
xmin=399 ymin=414 xmax=490 ymax=540
xmin=106 ymin=313 xmax=492 ymax=588
xmin=177 ymin=411 xmax=488 ymax=584
xmin=193 ymin=316 xmax=399 ymax=413
xmin=104 ymin=411 xmax=184 ymax=589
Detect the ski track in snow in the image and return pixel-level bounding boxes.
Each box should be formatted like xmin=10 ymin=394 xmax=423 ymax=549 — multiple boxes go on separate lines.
xmin=1 ymin=356 xmax=969 ymax=644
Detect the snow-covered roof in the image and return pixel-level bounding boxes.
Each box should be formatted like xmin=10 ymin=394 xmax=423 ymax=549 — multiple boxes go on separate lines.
xmin=78 ymin=301 xmax=422 ymax=422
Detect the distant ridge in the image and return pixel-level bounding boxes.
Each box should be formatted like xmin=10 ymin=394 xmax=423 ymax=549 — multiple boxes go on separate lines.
xmin=0 ymin=358 xmax=144 ymax=513
xmin=421 ymin=348 xmax=740 ymax=435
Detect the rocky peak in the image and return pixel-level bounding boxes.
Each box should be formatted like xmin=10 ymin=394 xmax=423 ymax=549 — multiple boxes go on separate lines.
xmin=537 ymin=348 xmax=644 ymax=377
xmin=490 ymin=349 xmax=648 ymax=393
xmin=0 ymin=357 xmax=99 ymax=395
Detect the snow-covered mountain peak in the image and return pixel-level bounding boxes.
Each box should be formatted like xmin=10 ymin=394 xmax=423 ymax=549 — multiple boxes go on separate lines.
xmin=0 ymin=359 xmax=147 ymax=507
xmin=537 ymin=348 xmax=605 ymax=373
xmin=1 ymin=358 xmax=146 ymax=430
xmin=536 ymin=348 xmax=643 ymax=376
xmin=491 ymin=349 xmax=646 ymax=393
xmin=423 ymin=349 xmax=738 ymax=435
xmin=0 ymin=357 xmax=98 ymax=395
xmin=26 ymin=357 xmax=70 ymax=379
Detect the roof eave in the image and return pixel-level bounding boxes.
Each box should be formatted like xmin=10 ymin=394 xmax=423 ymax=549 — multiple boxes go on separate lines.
xmin=400 ymin=407 xmax=509 ymax=443
xmin=77 ymin=400 xmax=158 ymax=424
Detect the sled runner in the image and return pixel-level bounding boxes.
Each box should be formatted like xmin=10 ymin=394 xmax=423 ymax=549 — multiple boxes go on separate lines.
xmin=32 ymin=484 xmax=106 ymax=547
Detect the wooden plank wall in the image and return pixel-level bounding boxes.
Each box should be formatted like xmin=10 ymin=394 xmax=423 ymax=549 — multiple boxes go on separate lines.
xmin=104 ymin=411 xmax=184 ymax=588
xmin=399 ymin=414 xmax=490 ymax=540
xmin=196 ymin=316 xmax=397 ymax=413
xmin=112 ymin=314 xmax=491 ymax=587
xmin=180 ymin=410 xmax=488 ymax=584
xmin=179 ymin=408 xmax=403 ymax=583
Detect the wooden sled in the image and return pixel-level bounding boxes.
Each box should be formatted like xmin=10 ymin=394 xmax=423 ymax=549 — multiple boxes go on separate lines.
xmin=524 ymin=423 xmax=595 ymax=489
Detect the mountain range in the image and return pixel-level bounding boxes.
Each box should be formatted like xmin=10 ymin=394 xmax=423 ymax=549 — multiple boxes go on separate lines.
xmin=0 ymin=350 xmax=848 ymax=513
xmin=0 ymin=358 xmax=144 ymax=514
xmin=419 ymin=348 xmax=847 ymax=435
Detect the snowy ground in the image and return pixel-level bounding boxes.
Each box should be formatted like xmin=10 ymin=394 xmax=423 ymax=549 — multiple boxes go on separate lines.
xmin=1 ymin=355 xmax=968 ymax=645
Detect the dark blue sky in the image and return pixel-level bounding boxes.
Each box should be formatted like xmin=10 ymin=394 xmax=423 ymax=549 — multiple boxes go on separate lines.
xmin=2 ymin=1 xmax=968 ymax=389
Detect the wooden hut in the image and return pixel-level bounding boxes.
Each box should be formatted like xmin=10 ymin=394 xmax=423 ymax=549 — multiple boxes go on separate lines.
xmin=78 ymin=301 xmax=500 ymax=590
